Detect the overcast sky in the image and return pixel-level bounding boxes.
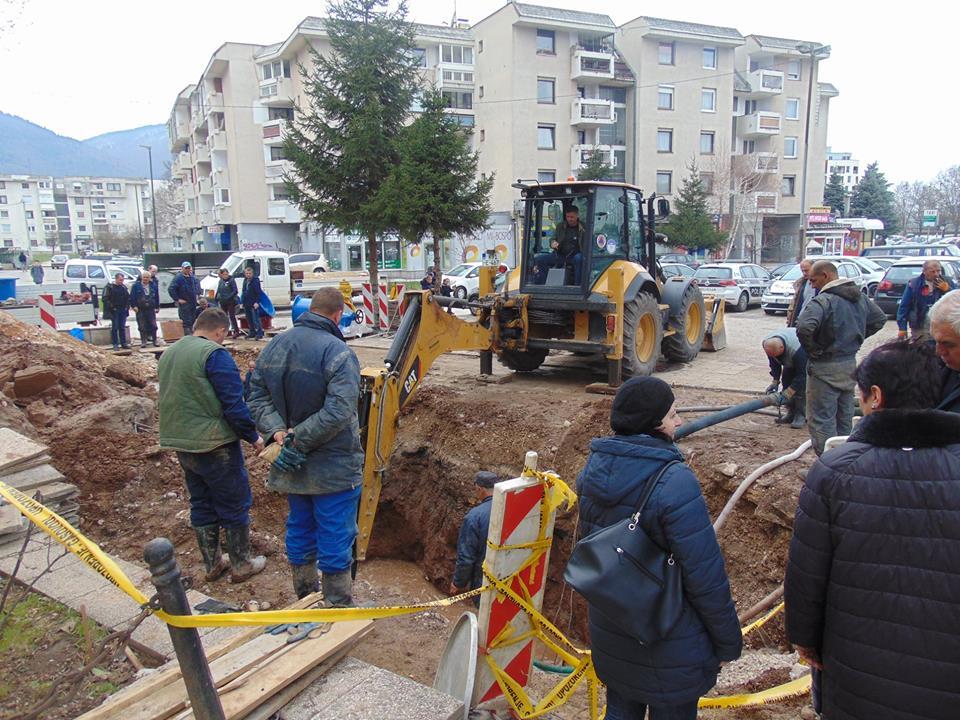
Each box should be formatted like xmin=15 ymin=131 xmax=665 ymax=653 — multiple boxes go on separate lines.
xmin=0 ymin=0 xmax=954 ymax=184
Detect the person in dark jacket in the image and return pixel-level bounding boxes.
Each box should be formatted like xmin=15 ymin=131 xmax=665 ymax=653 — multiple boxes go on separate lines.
xmin=420 ymin=271 xmax=435 ymax=291
xmin=449 ymin=471 xmax=498 ymax=604
xmin=241 ymin=266 xmax=264 ymax=340
xmin=931 ymin=290 xmax=960 ymax=413
xmin=762 ymin=327 xmax=808 ymax=428
xmin=158 ymin=308 xmax=266 ymax=584
xmin=168 ymin=261 xmax=202 ymax=336
xmin=786 ymin=258 xmax=814 ymax=327
xmin=796 ymin=260 xmax=887 ymax=454
xmin=214 ymin=268 xmax=241 ymax=338
xmin=130 ymin=271 xmax=159 ymax=347
xmin=29 ymin=261 xmax=44 ymax=284
xmin=896 ymin=260 xmax=953 ymax=341
xmin=439 ymin=277 xmax=454 ymax=313
xmin=785 ymin=340 xmax=960 ymax=720
xmin=103 ymin=273 xmax=131 ymax=350
xmin=248 ymin=287 xmax=363 ymax=605
xmin=577 ymin=376 xmax=742 ymax=720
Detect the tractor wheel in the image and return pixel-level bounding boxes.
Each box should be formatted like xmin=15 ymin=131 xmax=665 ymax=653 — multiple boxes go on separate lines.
xmin=497 ymin=348 xmax=548 ymax=372
xmin=662 ymin=283 xmax=705 ymax=363
xmin=622 ymin=292 xmax=663 ymax=378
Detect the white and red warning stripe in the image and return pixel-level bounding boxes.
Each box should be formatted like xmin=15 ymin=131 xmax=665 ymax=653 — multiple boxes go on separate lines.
xmin=361 ymin=282 xmax=392 ymax=331
xmin=38 ymin=294 xmax=56 ymax=331
xmin=362 ymin=283 xmax=374 ymax=328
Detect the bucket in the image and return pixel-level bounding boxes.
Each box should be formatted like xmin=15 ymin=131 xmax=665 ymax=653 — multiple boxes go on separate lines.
xmin=0 ymin=278 xmax=15 ymax=302
xmin=291 ymin=295 xmax=311 ymax=323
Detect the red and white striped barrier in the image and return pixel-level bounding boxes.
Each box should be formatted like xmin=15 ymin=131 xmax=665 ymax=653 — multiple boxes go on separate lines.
xmin=38 ymin=294 xmax=56 ymax=331
xmin=361 ymin=283 xmax=391 ymax=331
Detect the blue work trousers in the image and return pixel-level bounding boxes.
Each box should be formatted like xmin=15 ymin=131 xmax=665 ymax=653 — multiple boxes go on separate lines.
xmin=285 ymin=486 xmax=362 ymax=573
xmin=177 ymin=441 xmax=253 ymax=528
xmin=605 ymin=689 xmax=698 ymax=720
xmin=244 ymin=304 xmax=264 ymax=338
xmin=178 ymin=303 xmax=197 ymax=335
xmin=109 ymin=309 xmax=128 ymax=347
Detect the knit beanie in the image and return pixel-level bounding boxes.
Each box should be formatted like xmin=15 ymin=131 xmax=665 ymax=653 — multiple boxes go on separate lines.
xmin=475 ymin=471 xmax=499 ymax=489
xmin=610 ymin=376 xmax=675 ymax=435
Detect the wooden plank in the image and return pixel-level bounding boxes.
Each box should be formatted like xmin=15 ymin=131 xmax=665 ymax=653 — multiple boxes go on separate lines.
xmin=0 ymin=464 xmax=65 ymax=490
xmin=0 ymin=428 xmax=46 ymax=473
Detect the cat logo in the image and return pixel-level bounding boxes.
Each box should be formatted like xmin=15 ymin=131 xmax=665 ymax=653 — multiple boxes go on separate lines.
xmin=399 ymin=357 xmax=421 ymax=406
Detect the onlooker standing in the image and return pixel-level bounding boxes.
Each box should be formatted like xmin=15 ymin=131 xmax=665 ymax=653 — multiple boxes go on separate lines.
xmin=158 ymin=308 xmax=266 ymax=583
xmin=576 ymin=376 xmax=741 ymax=720
xmin=449 ymin=471 xmax=498 ymax=605
xmin=796 ymin=260 xmax=886 ymax=454
xmin=29 ymin=261 xmax=44 ymax=285
xmin=420 ymin=270 xmax=435 ymax=291
xmin=214 ymin=268 xmax=241 ymax=338
xmin=930 ymin=290 xmax=960 ymax=413
xmin=785 ymin=340 xmax=960 ymax=720
xmin=168 ymin=261 xmax=202 ymax=336
xmin=103 ymin=273 xmax=131 ymax=350
xmin=897 ymin=259 xmax=953 ymax=341
xmin=18 ymin=252 xmax=27 ymax=271
xmin=241 ymin=266 xmax=264 ymax=341
xmin=130 ymin=271 xmax=160 ymax=347
xmin=148 ymin=264 xmax=160 ymax=305
xmin=439 ymin=277 xmax=454 ymax=314
xmin=248 ymin=287 xmax=363 ymax=604
xmin=762 ymin=327 xmax=808 ymax=428
xmin=786 ymin=258 xmax=815 ymax=328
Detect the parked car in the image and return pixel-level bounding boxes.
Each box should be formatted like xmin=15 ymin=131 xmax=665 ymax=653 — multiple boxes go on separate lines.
xmin=63 ymin=258 xmax=136 ymax=291
xmin=818 ymin=255 xmax=885 ymax=296
xmin=288 ymin=252 xmax=328 ymax=274
xmin=693 ymin=262 xmax=771 ymax=312
xmin=873 ymin=256 xmax=960 ymax=318
xmin=50 ymin=254 xmax=69 ymax=270
xmin=768 ymin=262 xmax=795 ymax=280
xmin=442 ymin=262 xmax=509 ymax=300
xmin=761 ymin=258 xmax=869 ymax=315
xmin=861 ymin=243 xmax=960 ymax=259
xmin=659 ymin=252 xmax=702 ymax=268
xmin=660 ymin=263 xmax=696 ymax=280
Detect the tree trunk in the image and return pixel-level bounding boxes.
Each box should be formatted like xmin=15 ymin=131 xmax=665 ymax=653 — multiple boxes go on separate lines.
xmin=432 ymin=236 xmax=442 ymax=289
xmin=367 ymin=229 xmax=379 ymax=330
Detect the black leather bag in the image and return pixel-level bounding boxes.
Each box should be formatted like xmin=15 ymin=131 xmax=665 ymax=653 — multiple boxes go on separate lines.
xmin=564 ymin=461 xmax=683 ymax=646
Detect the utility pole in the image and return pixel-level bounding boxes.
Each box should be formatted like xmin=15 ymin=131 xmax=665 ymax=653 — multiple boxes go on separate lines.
xmin=140 ymin=144 xmax=159 ymax=252
xmin=796 ymin=42 xmax=830 ymax=260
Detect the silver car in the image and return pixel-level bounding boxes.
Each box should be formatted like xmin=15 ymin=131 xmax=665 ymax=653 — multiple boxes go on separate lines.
xmin=761 ymin=259 xmax=869 ymax=315
xmin=693 ymin=262 xmax=771 ymax=312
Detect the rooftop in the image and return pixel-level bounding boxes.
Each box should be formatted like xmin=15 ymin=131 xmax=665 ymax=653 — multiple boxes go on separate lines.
xmin=629 ymin=16 xmax=743 ymax=41
xmin=751 ymin=34 xmax=826 ymax=52
xmin=819 ymin=82 xmax=839 ymax=96
xmin=513 ymin=2 xmax=615 ymax=28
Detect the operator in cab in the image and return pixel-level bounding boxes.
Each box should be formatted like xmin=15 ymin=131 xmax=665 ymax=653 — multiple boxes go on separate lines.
xmin=551 ymin=205 xmax=586 ymax=285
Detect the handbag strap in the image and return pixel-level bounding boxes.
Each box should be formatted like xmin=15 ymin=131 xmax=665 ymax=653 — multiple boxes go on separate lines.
xmin=632 ymin=460 xmax=681 ymax=519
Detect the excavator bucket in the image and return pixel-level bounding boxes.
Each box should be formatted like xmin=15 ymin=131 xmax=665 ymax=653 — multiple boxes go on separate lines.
xmin=702 ymin=294 xmax=727 ymax=352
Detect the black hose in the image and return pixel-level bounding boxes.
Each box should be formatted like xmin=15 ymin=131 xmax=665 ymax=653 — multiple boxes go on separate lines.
xmin=674 ymin=395 xmax=778 ymax=440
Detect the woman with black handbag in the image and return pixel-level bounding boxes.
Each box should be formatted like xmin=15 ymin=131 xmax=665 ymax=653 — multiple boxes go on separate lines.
xmin=574 ymin=376 xmax=742 ymax=720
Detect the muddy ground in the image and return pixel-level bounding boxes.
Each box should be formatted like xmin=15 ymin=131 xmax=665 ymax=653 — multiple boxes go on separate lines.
xmin=0 ymin=313 xmax=813 ymax=718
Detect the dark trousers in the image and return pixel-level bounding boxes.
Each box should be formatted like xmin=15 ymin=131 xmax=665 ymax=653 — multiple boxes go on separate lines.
xmin=285 ymin=487 xmax=362 ymax=573
xmin=244 ymin=304 xmax=264 ymax=338
xmin=220 ymin=300 xmax=241 ymax=334
xmin=109 ymin=309 xmax=128 ymax=347
xmin=176 ymin=441 xmax=253 ymax=528
xmin=135 ymin=308 xmax=157 ymax=343
xmin=605 ymin=689 xmax=698 ymax=720
xmin=178 ymin=303 xmax=197 ymax=335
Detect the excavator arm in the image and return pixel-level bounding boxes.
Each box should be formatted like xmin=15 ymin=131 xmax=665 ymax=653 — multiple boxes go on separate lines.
xmin=355 ymin=286 xmax=495 ymax=560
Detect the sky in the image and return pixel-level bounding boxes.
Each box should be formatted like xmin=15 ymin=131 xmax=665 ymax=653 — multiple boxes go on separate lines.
xmin=0 ymin=0 xmax=955 ymax=184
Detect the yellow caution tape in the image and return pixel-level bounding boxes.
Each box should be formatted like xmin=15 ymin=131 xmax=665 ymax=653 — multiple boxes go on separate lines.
xmin=742 ymin=601 xmax=785 ymax=637
xmin=698 ymin=675 xmax=812 ymax=708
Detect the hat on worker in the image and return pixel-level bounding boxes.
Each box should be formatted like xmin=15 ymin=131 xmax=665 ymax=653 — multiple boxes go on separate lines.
xmin=610 ymin=376 xmax=675 ymax=436
xmin=474 ymin=471 xmax=498 ymax=489
xmin=181 ymin=261 xmax=192 ymax=268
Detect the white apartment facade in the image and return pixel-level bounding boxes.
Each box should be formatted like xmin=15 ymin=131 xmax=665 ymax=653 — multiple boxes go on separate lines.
xmin=825 ymin=148 xmax=861 ymax=194
xmin=0 ymin=174 xmax=152 ymax=253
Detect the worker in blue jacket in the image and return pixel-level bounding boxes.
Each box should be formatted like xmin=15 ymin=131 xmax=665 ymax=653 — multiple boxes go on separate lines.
xmin=168 ymin=262 xmax=202 ymax=335
xmin=449 ymin=471 xmax=498 ymax=605
xmin=897 ymin=260 xmax=953 ymax=341
xmin=241 ymin=265 xmax=264 ymax=340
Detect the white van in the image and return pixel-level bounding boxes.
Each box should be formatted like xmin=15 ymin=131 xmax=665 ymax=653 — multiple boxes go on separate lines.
xmin=199 ymin=251 xmax=291 ymax=309
xmin=63 ymin=259 xmax=139 ymax=291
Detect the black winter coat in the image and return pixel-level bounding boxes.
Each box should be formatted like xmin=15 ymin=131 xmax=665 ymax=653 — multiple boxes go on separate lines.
xmin=938 ymin=367 xmax=960 ymax=413
xmin=785 ymin=408 xmax=960 ymax=720
xmin=576 ymin=434 xmax=742 ymax=705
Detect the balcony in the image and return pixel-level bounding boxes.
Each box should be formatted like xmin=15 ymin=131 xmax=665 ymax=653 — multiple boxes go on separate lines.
xmin=743 ymin=69 xmax=784 ymax=98
xmin=176 ymin=211 xmax=197 ymax=230
xmin=198 ymin=176 xmax=213 ymax=195
xmin=199 ymin=211 xmax=214 ymax=227
xmin=176 ymin=150 xmax=191 ymax=171
xmin=571 ymin=47 xmax=615 ymax=80
xmin=210 ymin=130 xmax=227 ymax=152
xmin=268 ymin=200 xmax=300 ymax=222
xmin=571 ymin=144 xmax=615 ymax=170
xmin=571 ymin=98 xmax=616 ymax=126
xmin=738 ymin=111 xmax=782 ymax=138
xmin=262 ymin=119 xmax=287 ymax=145
xmin=755 ymin=152 xmax=779 ymax=173
xmin=754 ymin=192 xmax=778 ymax=212
xmin=195 ymin=144 xmax=211 ymax=164
xmin=265 ymin=160 xmax=291 ymax=183
xmin=206 ymin=92 xmax=224 ymax=113
xmin=259 ymin=78 xmax=292 ymax=106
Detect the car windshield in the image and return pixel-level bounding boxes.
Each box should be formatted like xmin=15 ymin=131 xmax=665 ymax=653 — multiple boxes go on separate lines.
xmin=853 ymin=258 xmax=883 ymax=272
xmin=693 ymin=267 xmax=732 ymax=279
xmin=445 ymin=264 xmax=474 ymax=277
xmin=779 ymin=264 xmax=802 ymax=280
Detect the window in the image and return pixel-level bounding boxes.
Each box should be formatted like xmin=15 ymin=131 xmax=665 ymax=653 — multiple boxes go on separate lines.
xmin=442 ymin=90 xmax=473 ymax=109
xmin=742 ymin=139 xmax=755 ymax=154
xmin=657 ymin=85 xmax=674 ymax=110
xmin=25 ymin=210 xmax=33 ymax=219
xmin=38 ymin=181 xmax=50 ymax=189
xmin=66 ymin=264 xmax=86 ymax=279
xmin=657 ymin=129 xmax=673 ymax=153
xmin=781 ymin=175 xmax=796 ymax=196
xmin=442 ymin=69 xmax=473 ymax=83
xmin=78 ymin=225 xmax=86 ymax=232
xmin=77 ymin=211 xmax=85 ymax=218
xmin=479 ymin=85 xmax=484 ymax=98
xmin=480 ymin=129 xmax=485 ymax=141
xmin=271 ymin=187 xmax=292 ymax=201
xmin=479 ymin=40 xmax=483 ymax=53
xmin=658 ymin=42 xmax=675 ymax=65
xmin=93 ymin=183 xmax=103 ymax=189
xmin=42 ymin=209 xmax=55 ymax=218
xmin=700 ymin=131 xmax=715 ymax=154
xmin=268 ymin=258 xmax=285 ymax=276
xmin=538 ymin=170 xmax=556 ymax=183
xmin=656 ymin=171 xmax=672 ymax=194
xmin=701 ymin=88 xmax=716 ymax=112
xmin=740 ymin=265 xmax=757 ymax=279
xmin=536 ymin=29 xmax=555 ymax=54
xmin=270 ymin=146 xmax=287 ymax=161
xmin=21 ymin=182 xmax=29 ymax=189
xmin=216 ymin=188 xmax=230 ymax=204
xmin=88 ymin=265 xmax=105 ymax=279
xmin=784 ymin=137 xmax=798 ymax=158
xmin=702 ymin=46 xmax=718 ymax=69
xmin=701 ymin=172 xmax=714 ymax=194
xmin=106 ymin=182 xmax=121 ymax=191
xmin=0 ymin=211 xmax=5 ymax=218
xmin=262 ymin=60 xmax=291 ymax=80
xmin=73 ymin=197 xmax=83 ymax=205
xmin=537 ymin=78 xmax=555 ymax=104
xmin=733 ymin=96 xmax=739 ymax=113
xmin=411 ymin=48 xmax=427 ymax=67
xmin=537 ymin=125 xmax=555 ymax=150
xmin=0 ymin=182 xmax=3 ymax=189
xmin=785 ymin=98 xmax=800 ymax=120
xmin=453 ymin=115 xmax=475 ymax=127
xmin=0 ymin=224 xmax=9 ymax=233
xmin=598 ymin=85 xmax=627 ymax=104
xmin=268 ymin=106 xmax=294 ymax=121
xmin=0 ymin=196 xmax=5 ymax=205
xmin=441 ymin=45 xmax=473 ymax=64
xmin=786 ymin=60 xmax=801 ymax=80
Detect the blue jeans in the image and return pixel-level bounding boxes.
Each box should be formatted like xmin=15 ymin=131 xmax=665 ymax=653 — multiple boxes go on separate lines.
xmin=605 ymin=689 xmax=698 ymax=720
xmin=244 ymin=304 xmax=263 ymax=338
xmin=109 ymin=309 xmax=128 ymax=347
xmin=177 ymin=441 xmax=253 ymax=528
xmin=286 ymin=486 xmax=362 ymax=573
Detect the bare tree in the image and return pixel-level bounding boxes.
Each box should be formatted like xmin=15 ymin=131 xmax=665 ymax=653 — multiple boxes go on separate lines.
xmin=708 ymin=141 xmax=776 ymax=258
xmin=151 ymin=181 xmax=180 ymax=241
xmin=935 ymin=166 xmax=960 ymax=235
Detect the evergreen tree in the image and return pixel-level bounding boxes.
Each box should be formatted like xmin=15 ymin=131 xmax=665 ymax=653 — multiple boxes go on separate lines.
xmin=282 ymin=0 xmax=420 ymax=326
xmin=823 ymin=171 xmax=847 ymax=216
xmin=577 ymin=148 xmax=615 ymax=181
xmin=661 ymin=162 xmax=725 ymax=251
xmin=375 ymin=91 xmax=494 ymax=283
xmin=849 ymin=162 xmax=900 ymax=234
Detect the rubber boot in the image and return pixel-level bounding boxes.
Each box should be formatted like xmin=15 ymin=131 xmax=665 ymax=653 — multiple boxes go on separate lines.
xmin=791 ymin=406 xmax=807 ymax=429
xmin=774 ymin=399 xmax=796 ymax=424
xmin=194 ymin=524 xmax=230 ymax=581
xmin=291 ymin=562 xmax=319 ymax=599
xmin=224 ymin=525 xmax=266 ymax=583
xmin=321 ymin=570 xmax=354 ymax=607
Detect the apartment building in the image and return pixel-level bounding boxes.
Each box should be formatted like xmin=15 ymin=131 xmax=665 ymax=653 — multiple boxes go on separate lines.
xmin=0 ymin=174 xmax=151 ymax=253
xmin=825 ymin=148 xmax=862 ymax=194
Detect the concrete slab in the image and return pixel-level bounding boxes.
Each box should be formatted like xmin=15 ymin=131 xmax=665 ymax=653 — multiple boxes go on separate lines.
xmin=282 ymin=657 xmax=462 ymax=720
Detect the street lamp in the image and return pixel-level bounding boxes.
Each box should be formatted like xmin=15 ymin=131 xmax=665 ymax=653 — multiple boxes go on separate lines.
xmin=139 ymin=144 xmax=159 ymax=252
xmin=795 ymin=42 xmax=831 ymax=260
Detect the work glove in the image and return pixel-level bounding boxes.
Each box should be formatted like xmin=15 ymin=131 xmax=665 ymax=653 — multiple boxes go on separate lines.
xmin=765 ymin=382 xmax=779 ymax=394
xmin=936 ymin=279 xmax=950 ymax=293
xmin=273 ymin=434 xmax=308 ymax=473
xmin=897 ymin=330 xmax=908 ymax=340
xmin=771 ymin=392 xmax=788 ymax=407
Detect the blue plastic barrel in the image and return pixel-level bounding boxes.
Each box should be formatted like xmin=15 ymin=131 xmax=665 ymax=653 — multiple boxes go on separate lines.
xmin=70 ymin=328 xmax=85 ymax=341
xmin=291 ymin=295 xmax=311 ymax=323
xmin=0 ymin=278 xmax=16 ymax=302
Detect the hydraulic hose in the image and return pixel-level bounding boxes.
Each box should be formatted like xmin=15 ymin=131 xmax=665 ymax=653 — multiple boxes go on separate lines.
xmin=673 ymin=394 xmax=780 ymax=440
